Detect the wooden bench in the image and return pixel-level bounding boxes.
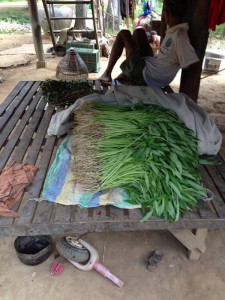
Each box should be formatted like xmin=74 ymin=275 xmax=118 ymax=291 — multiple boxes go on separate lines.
xmin=1 ymin=80 xmax=225 ymax=260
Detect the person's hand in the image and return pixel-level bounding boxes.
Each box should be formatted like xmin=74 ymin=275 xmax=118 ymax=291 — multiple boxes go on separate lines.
xmin=152 ymin=34 xmax=160 ymax=50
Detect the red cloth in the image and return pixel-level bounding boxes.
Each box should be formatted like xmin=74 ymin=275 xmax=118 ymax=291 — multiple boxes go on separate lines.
xmin=208 ymin=0 xmax=225 ymax=31
xmin=0 ymin=162 xmax=38 ymax=217
xmin=137 ymin=16 xmax=145 ymax=27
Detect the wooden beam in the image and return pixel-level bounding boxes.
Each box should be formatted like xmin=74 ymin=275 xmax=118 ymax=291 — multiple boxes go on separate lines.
xmin=179 ymin=0 xmax=211 ymax=101
xmin=27 ymin=0 xmax=46 ymax=68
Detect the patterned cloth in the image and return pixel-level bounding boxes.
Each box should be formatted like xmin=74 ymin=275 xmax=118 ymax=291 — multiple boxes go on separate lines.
xmin=40 ymin=135 xmax=140 ymax=209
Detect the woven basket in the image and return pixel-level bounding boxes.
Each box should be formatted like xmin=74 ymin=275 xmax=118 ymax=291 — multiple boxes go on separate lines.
xmin=56 ymin=47 xmax=88 ymax=81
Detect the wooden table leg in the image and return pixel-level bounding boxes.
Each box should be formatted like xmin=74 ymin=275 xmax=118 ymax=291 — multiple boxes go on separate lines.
xmin=169 ymin=228 xmax=208 ymax=260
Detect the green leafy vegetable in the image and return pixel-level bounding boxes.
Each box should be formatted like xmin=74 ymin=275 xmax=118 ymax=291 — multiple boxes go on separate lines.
xmin=72 ymin=102 xmax=212 ymax=222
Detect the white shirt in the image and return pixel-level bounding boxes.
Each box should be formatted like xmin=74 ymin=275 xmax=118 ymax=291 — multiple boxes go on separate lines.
xmin=143 ymin=23 xmax=199 ymax=88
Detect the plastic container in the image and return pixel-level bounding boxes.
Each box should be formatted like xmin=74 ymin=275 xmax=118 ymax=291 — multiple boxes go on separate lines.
xmin=75 ymin=48 xmax=100 ymax=73
xmin=203 ymin=49 xmax=225 ymax=73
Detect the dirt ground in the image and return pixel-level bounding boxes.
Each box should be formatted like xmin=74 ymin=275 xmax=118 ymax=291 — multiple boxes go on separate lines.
xmin=0 ymin=33 xmax=225 ymax=300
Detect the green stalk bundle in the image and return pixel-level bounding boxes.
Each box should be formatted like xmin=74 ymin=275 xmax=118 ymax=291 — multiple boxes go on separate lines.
xmin=72 ymin=102 xmax=207 ymax=222
xmin=41 ymin=79 xmax=98 ymax=106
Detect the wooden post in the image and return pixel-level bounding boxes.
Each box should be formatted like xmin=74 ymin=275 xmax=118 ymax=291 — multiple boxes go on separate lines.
xmin=179 ymin=0 xmax=211 ymax=101
xmin=125 ymin=0 xmax=129 ymax=28
xmin=27 ymin=0 xmax=46 ymax=68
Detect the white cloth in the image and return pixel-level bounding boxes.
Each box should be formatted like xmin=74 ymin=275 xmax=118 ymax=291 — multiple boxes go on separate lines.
xmin=143 ymin=23 xmax=199 ymax=88
xmin=47 ymin=85 xmax=222 ymax=156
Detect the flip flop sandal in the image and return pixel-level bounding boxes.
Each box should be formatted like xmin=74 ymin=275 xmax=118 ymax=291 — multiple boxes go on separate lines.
xmin=201 ymin=189 xmax=214 ymax=202
xmin=50 ymin=254 xmax=66 ymax=276
xmin=146 ymin=250 xmax=163 ymax=272
xmin=99 ymin=79 xmax=112 ymax=86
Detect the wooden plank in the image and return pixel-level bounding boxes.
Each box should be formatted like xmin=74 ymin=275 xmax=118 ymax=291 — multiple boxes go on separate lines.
xmin=28 ymin=135 xmax=57 ymax=198
xmin=0 ymin=81 xmax=38 ymax=128
xmin=90 ymin=206 xmax=109 ymax=221
xmin=25 ymin=105 xmax=56 ymax=165
xmin=195 ymin=167 xmax=219 ymax=218
xmin=14 ymin=105 xmax=57 ymax=225
xmin=0 ymin=83 xmax=39 ymax=147
xmin=127 ymin=208 xmax=143 ymax=220
xmin=9 ymin=91 xmax=46 ymax=162
xmin=0 ymin=90 xmax=44 ymax=169
xmin=51 ymin=204 xmax=73 ymax=223
xmin=2 ymin=216 xmax=225 ymax=237
xmin=108 ymin=206 xmax=126 ymax=221
xmin=202 ymin=166 xmax=225 ymax=218
xmin=213 ymin=154 xmax=225 ymax=187
xmin=197 ymin=199 xmax=217 ymax=219
xmin=32 ymin=200 xmax=54 ymax=224
xmin=71 ymin=206 xmax=89 ymax=222
xmin=13 ymin=193 xmax=38 ymax=226
xmin=182 ymin=209 xmax=200 ymax=220
xmin=0 ymin=81 xmax=27 ymax=115
xmin=14 ymin=135 xmax=56 ymax=226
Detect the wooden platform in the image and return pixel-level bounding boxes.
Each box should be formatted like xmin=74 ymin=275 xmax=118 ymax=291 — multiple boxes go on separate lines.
xmin=1 ymin=81 xmax=225 ymax=260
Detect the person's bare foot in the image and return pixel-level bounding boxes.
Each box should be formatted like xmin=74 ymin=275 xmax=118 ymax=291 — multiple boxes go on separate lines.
xmin=98 ymin=73 xmax=112 ymax=86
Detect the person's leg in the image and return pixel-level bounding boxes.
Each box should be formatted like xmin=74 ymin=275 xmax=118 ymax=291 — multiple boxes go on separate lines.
xmin=99 ymin=29 xmax=136 ymax=84
xmin=116 ymin=28 xmax=154 ymax=83
xmin=133 ymin=27 xmax=154 ymax=57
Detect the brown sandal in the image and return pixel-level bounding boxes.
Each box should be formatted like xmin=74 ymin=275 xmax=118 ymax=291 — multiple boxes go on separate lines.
xmin=146 ymin=250 xmax=163 ymax=271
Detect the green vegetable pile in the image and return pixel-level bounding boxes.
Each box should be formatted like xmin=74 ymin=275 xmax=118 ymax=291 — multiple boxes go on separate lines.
xmin=72 ymin=102 xmax=208 ymax=222
xmin=41 ymin=79 xmax=98 ymax=106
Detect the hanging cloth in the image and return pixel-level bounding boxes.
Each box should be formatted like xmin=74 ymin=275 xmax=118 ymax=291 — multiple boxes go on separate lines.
xmin=139 ymin=0 xmax=152 ymax=17
xmin=120 ymin=0 xmax=126 ymax=18
xmin=208 ymin=0 xmax=225 ymax=31
xmin=0 ymin=162 xmax=37 ymax=217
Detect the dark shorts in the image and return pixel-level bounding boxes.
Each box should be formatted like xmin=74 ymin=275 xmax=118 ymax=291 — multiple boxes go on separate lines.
xmin=120 ymin=51 xmax=146 ymax=84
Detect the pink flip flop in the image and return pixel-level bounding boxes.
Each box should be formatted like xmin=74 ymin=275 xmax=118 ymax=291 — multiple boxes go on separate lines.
xmin=50 ymin=255 xmax=65 ymax=276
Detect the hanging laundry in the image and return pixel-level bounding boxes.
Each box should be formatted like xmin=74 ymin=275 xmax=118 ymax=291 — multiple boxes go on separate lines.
xmin=120 ymin=0 xmax=133 ymax=19
xmin=120 ymin=0 xmax=126 ymax=18
xmin=208 ymin=0 xmax=225 ymax=31
xmin=0 ymin=162 xmax=38 ymax=217
xmin=139 ymin=0 xmax=154 ymax=17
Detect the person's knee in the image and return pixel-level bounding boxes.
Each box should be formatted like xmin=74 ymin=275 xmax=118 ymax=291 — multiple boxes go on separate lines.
xmin=117 ymin=29 xmax=133 ymax=45
xmin=119 ymin=29 xmax=132 ymax=38
xmin=133 ymin=27 xmax=146 ymax=35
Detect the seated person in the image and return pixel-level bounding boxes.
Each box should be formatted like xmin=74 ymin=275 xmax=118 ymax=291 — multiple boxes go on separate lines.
xmin=99 ymin=0 xmax=199 ymax=89
xmin=137 ymin=22 xmax=152 ymax=41
xmin=137 ymin=22 xmax=161 ymax=55
xmin=149 ymin=30 xmax=161 ymax=54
